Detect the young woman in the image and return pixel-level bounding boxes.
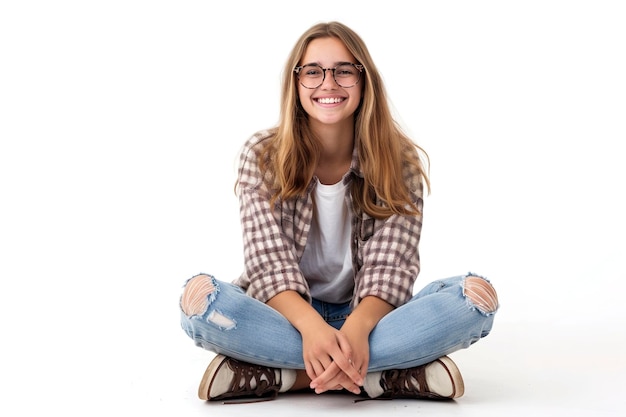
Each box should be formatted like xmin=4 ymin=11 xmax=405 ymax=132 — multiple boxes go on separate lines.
xmin=180 ymin=21 xmax=498 ymax=403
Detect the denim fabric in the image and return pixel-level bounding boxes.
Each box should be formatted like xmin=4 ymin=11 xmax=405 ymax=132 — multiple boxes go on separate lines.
xmin=180 ymin=273 xmax=496 ymax=372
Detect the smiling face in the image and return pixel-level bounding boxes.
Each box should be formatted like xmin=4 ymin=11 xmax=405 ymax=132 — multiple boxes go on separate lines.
xmin=297 ymin=37 xmax=363 ymax=130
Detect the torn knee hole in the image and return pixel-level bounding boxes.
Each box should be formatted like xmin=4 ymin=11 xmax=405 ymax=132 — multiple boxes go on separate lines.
xmin=464 ymin=276 xmax=499 ymax=313
xmin=181 ymin=274 xmax=217 ymax=316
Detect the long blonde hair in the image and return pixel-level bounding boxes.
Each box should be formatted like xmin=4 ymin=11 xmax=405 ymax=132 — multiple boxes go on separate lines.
xmin=259 ymin=21 xmax=430 ymax=219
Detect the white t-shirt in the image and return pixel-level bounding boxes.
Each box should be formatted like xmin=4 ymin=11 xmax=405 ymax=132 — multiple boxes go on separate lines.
xmin=300 ymin=178 xmax=354 ymax=304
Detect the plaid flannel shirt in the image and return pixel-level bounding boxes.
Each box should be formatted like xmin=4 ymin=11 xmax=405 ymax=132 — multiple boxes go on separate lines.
xmin=233 ymin=130 xmax=424 ymax=308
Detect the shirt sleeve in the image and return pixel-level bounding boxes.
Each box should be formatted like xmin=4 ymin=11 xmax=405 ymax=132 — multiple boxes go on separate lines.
xmin=233 ymin=132 xmax=311 ymax=303
xmin=352 ymin=169 xmax=424 ymax=308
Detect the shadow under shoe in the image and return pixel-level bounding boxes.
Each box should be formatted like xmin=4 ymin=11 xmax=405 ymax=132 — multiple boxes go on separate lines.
xmin=198 ymin=355 xmax=282 ymax=404
xmin=379 ymin=356 xmax=465 ymax=400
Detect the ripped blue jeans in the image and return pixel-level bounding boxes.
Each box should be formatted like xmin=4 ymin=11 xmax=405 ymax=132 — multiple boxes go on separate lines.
xmin=179 ymin=273 xmax=497 ymax=371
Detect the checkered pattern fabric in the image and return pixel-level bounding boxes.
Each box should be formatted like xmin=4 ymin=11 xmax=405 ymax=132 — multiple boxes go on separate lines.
xmin=233 ymin=130 xmax=424 ymax=308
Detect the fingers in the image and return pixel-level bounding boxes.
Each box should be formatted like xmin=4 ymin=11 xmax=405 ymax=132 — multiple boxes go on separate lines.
xmin=346 ymin=357 xmax=365 ymax=384
xmin=305 ymin=355 xmax=334 ymax=382
xmin=301 ymin=325 xmax=367 ymax=394
xmin=333 ymin=335 xmax=364 ymax=386
xmin=310 ymin=362 xmax=362 ymax=395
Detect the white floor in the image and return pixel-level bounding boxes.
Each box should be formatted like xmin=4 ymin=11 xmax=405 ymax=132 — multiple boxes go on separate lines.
xmin=122 ymin=318 xmax=626 ymax=416
xmin=6 ymin=304 xmax=623 ymax=417
xmin=2 ymin=2 xmax=625 ymax=416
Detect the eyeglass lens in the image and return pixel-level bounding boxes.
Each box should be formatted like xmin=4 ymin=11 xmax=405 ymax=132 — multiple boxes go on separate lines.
xmin=298 ymin=64 xmax=361 ymax=88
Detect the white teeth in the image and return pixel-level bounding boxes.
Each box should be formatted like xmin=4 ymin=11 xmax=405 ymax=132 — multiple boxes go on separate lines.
xmin=317 ymin=97 xmax=343 ymax=104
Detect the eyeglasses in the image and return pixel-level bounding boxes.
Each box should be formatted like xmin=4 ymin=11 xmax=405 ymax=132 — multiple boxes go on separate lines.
xmin=294 ymin=63 xmax=364 ymax=89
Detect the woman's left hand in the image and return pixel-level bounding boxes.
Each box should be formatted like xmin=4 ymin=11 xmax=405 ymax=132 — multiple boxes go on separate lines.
xmin=309 ymin=295 xmax=394 ymax=394
xmin=309 ymin=325 xmax=370 ymax=394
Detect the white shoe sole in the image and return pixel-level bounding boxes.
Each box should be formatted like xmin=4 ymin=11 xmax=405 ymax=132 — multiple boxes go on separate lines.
xmin=197 ymin=354 xmax=228 ymax=400
xmin=428 ymin=356 xmax=465 ymax=399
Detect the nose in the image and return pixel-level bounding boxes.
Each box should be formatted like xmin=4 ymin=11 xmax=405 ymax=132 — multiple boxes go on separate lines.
xmin=320 ymin=68 xmax=338 ymax=89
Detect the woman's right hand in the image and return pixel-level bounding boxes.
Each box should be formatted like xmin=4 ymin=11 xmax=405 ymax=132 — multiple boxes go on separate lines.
xmin=299 ymin=319 xmax=362 ymax=394
xmin=266 ymin=291 xmax=363 ymax=393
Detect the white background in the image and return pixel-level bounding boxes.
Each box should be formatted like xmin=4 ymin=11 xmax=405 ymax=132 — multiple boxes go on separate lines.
xmin=1 ymin=1 xmax=624 ymax=415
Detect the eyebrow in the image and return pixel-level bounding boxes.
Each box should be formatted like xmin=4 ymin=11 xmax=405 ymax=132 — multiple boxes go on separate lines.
xmin=301 ymin=61 xmax=355 ymax=67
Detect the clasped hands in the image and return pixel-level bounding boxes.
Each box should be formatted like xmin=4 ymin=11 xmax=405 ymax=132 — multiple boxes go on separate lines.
xmin=302 ymin=321 xmax=369 ymax=395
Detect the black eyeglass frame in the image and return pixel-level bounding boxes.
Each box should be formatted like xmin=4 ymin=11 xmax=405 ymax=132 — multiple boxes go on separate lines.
xmin=293 ymin=63 xmax=365 ymax=89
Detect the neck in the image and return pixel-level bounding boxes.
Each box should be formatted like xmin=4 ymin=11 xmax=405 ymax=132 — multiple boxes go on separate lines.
xmin=311 ymin=118 xmax=354 ymax=160
xmin=312 ymin=124 xmax=354 ymax=185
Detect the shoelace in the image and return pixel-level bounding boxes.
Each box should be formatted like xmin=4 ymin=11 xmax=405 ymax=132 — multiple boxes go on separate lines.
xmin=380 ymin=367 xmax=443 ymax=399
xmin=218 ymin=359 xmax=280 ymax=404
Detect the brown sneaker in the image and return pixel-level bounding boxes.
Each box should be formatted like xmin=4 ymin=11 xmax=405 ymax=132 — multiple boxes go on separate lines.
xmin=198 ymin=355 xmax=282 ymax=403
xmin=378 ymin=356 xmax=465 ymax=400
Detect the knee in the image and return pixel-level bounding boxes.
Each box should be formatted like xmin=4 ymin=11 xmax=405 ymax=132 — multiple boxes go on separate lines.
xmin=180 ymin=274 xmax=217 ymax=316
xmin=463 ymin=275 xmax=499 ymax=314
